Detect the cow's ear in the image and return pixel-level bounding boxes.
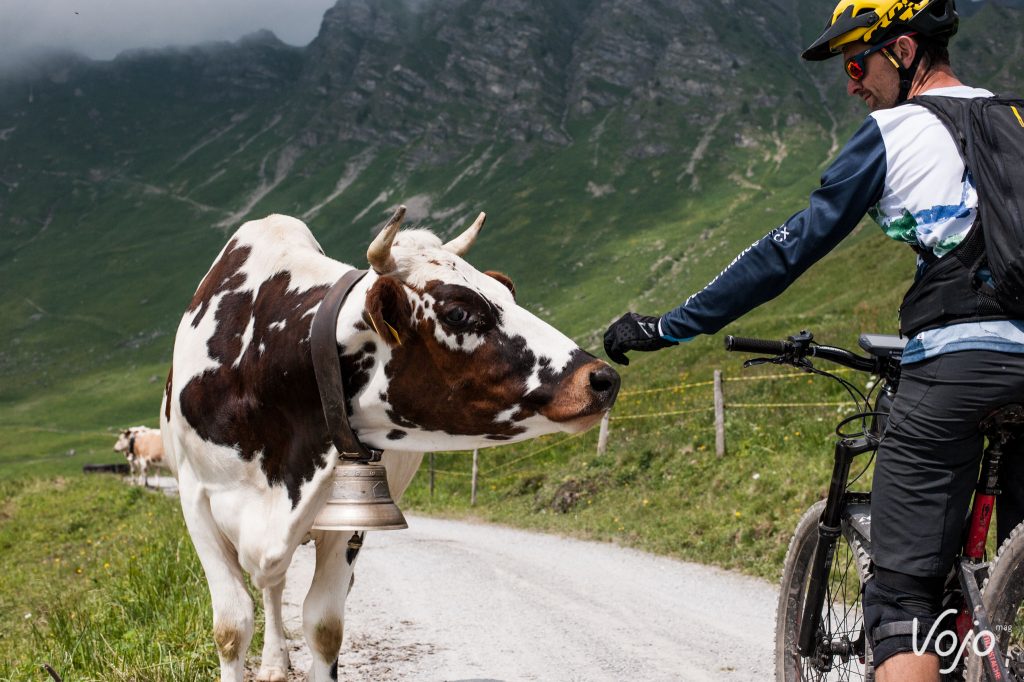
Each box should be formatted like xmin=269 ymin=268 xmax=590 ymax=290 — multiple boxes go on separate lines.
xmin=485 ymin=270 xmax=516 ymax=298
xmin=364 ymin=276 xmax=412 ymax=347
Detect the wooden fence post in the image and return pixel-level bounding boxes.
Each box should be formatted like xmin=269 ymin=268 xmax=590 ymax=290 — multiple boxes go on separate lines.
xmin=597 ymin=411 xmax=610 ymax=456
xmin=714 ymin=369 xmax=726 ymax=457
xmin=429 ymin=452 xmax=435 ymax=498
xmin=471 ymin=449 xmax=479 ymax=506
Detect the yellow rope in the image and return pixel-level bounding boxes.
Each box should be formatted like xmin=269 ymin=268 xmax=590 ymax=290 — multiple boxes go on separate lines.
xmin=728 ymin=401 xmax=849 ymax=408
xmin=483 ymin=430 xmax=588 ymax=475
xmin=724 ymin=367 xmax=854 ymax=382
xmin=617 ymin=367 xmax=857 ymax=397
xmin=617 ymin=379 xmax=715 ymax=397
xmin=426 ymin=468 xmax=475 ymax=478
xmin=611 ymin=407 xmax=715 ymax=420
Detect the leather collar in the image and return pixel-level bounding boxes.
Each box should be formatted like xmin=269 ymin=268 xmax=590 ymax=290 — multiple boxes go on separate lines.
xmin=310 ymin=269 xmax=381 ymax=462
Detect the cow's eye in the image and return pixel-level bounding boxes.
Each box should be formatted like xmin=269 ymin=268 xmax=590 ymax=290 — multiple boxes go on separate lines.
xmin=444 ymin=307 xmax=470 ymax=325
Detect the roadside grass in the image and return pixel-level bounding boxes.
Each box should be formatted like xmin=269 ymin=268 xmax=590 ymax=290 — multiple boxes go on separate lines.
xmin=0 ymin=475 xmax=224 ymax=681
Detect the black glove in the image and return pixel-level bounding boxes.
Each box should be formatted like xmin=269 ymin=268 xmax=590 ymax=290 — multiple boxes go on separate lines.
xmin=603 ymin=312 xmax=678 ymax=366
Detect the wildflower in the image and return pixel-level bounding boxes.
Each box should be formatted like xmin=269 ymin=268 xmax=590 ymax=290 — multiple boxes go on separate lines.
xmin=24 ymin=613 xmax=31 ymax=619
xmin=752 ymin=473 xmax=761 ymax=480
xmin=642 ymin=498 xmax=649 ymax=507
xmin=734 ymin=511 xmax=742 ymax=518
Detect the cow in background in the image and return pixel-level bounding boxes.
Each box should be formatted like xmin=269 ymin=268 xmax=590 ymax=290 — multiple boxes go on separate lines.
xmin=113 ymin=426 xmax=166 ymax=486
xmin=161 ymin=207 xmax=619 ymax=682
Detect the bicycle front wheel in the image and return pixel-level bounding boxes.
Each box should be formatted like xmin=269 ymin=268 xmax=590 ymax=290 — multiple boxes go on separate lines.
xmin=965 ymin=521 xmax=1024 ymax=681
xmin=776 ymin=500 xmax=874 ymax=681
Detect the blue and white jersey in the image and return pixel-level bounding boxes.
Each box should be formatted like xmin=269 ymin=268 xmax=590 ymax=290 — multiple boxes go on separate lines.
xmin=658 ymin=85 xmax=1024 ymax=364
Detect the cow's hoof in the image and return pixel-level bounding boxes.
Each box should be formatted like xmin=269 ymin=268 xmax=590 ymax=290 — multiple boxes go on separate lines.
xmin=255 ymin=666 xmax=288 ymax=682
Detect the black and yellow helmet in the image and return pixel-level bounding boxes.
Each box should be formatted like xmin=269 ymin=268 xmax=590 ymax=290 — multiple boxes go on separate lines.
xmin=802 ymin=0 xmax=959 ymax=61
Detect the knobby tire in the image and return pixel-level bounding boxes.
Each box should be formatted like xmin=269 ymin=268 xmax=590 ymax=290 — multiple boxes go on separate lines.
xmin=965 ymin=521 xmax=1024 ymax=682
xmin=776 ymin=500 xmax=874 ymax=682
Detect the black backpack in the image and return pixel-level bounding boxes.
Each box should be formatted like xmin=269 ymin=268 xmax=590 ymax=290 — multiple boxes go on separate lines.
xmin=898 ymin=94 xmax=1024 ymax=337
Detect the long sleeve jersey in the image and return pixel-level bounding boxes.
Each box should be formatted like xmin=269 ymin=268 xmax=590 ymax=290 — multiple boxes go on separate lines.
xmin=658 ymin=85 xmax=1024 ymax=363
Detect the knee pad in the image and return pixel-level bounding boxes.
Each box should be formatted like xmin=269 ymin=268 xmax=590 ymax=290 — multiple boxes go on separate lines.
xmin=863 ymin=566 xmax=946 ymax=668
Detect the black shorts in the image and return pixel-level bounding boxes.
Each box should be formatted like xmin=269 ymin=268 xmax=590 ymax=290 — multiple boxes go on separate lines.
xmin=871 ymin=349 xmax=1024 ymax=577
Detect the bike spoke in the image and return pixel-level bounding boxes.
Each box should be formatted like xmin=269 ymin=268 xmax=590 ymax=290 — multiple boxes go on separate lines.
xmin=801 ymin=538 xmax=869 ymax=681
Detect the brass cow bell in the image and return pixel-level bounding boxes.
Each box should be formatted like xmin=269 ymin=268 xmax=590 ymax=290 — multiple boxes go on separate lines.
xmin=311 ymin=460 xmax=408 ymax=531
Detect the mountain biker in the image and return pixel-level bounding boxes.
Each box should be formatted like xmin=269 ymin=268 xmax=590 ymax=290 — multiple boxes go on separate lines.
xmin=603 ymin=1 xmax=1024 ymax=679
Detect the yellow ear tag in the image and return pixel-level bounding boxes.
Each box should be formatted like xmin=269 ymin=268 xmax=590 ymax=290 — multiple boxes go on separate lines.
xmin=384 ymin=321 xmax=402 ymax=345
xmin=365 ymin=313 xmax=402 ymax=345
xmin=365 ymin=313 xmax=383 ymax=338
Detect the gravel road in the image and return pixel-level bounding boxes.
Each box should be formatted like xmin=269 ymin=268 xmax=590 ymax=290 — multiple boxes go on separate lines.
xmin=273 ymin=515 xmax=777 ymax=681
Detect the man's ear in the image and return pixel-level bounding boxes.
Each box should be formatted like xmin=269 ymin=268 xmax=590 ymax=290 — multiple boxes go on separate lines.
xmin=484 ymin=270 xmax=516 ymax=298
xmin=364 ymin=276 xmax=411 ymax=347
xmin=894 ymin=35 xmax=918 ymax=68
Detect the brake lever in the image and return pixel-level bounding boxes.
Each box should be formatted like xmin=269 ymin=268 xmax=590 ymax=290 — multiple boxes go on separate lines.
xmin=743 ymin=357 xmax=781 ymax=368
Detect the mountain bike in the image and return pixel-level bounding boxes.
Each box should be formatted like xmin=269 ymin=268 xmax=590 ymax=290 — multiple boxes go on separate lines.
xmin=723 ymin=330 xmax=1024 ymax=682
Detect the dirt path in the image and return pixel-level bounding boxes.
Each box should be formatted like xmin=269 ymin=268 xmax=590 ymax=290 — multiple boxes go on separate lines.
xmin=277 ymin=515 xmax=777 ymax=681
xmin=142 ymin=477 xmax=777 ymax=680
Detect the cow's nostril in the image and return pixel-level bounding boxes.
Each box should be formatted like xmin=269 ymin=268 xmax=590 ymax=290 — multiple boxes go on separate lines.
xmin=589 ymin=365 xmax=620 ymax=396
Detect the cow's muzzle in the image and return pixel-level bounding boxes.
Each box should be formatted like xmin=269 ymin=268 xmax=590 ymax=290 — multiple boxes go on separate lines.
xmin=588 ymin=363 xmax=621 ymax=408
xmin=537 ymin=357 xmax=620 ymax=430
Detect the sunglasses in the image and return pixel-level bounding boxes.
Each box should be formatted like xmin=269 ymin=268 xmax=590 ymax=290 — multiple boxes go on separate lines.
xmin=844 ymin=34 xmax=913 ymax=81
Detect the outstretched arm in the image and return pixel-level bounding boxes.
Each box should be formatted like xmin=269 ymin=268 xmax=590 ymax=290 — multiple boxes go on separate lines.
xmin=658 ymin=117 xmax=887 ymax=341
xmin=605 ymin=117 xmax=888 ymax=365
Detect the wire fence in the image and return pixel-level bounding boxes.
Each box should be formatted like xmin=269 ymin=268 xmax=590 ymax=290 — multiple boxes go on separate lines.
xmin=425 ymin=365 xmax=870 ymax=503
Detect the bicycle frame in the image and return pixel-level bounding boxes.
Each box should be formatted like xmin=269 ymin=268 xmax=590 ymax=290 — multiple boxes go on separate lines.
xmin=954 ymin=437 xmax=1012 ymax=681
xmin=797 ymin=417 xmax=1016 ymax=680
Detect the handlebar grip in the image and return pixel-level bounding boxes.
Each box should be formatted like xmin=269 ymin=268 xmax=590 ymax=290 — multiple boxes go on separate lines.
xmin=724 ymin=335 xmax=791 ymax=355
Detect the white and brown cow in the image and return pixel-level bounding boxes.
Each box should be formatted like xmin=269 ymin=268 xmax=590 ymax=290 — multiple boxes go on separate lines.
xmin=160 ymin=207 xmax=619 ymax=682
xmin=113 ymin=425 xmax=166 ymax=486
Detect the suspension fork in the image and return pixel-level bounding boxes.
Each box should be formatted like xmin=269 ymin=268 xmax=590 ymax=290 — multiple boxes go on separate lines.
xmin=798 ymin=436 xmax=877 ymax=657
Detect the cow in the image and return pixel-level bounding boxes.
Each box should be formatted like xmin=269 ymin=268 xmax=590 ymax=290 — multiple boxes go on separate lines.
xmin=113 ymin=426 xmax=166 ymax=486
xmin=160 ymin=207 xmax=620 ymax=682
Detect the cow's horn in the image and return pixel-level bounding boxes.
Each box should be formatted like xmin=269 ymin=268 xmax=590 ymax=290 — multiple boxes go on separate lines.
xmin=444 ymin=212 xmax=486 ymax=256
xmin=367 ymin=205 xmax=406 ymax=274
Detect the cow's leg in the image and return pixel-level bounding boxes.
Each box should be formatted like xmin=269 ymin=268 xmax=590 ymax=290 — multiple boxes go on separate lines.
xmin=179 ymin=474 xmax=254 ymax=682
xmin=302 ymin=530 xmax=358 ymax=682
xmin=299 ymin=452 xmax=421 ymax=680
xmin=140 ymin=458 xmax=149 ymax=487
xmin=256 ymin=578 xmax=290 ymax=682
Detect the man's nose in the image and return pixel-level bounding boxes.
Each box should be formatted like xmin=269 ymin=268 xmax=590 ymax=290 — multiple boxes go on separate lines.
xmin=847 ymin=77 xmax=860 ymax=96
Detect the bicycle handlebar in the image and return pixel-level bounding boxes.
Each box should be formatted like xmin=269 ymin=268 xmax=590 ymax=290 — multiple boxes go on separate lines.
xmin=724 ymin=332 xmax=880 ymax=374
xmin=724 ymin=336 xmax=791 ymax=355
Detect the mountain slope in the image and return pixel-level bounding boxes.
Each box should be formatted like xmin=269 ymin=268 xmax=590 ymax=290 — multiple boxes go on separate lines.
xmin=1 ymin=0 xmax=1023 ymax=471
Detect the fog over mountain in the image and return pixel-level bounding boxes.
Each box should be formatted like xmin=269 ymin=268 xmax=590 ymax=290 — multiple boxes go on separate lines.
xmin=0 ymin=0 xmax=336 ymax=67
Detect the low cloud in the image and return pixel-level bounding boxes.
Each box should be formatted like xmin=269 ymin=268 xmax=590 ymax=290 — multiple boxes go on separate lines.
xmin=0 ymin=0 xmax=336 ymax=66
